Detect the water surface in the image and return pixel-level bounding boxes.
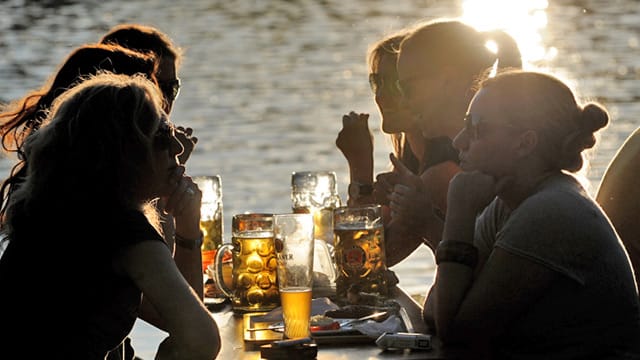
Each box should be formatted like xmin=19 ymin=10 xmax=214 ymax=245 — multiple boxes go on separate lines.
xmin=2 ymin=0 xmax=639 ymax=357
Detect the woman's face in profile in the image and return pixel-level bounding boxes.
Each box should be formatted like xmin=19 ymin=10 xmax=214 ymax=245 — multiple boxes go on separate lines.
xmin=144 ymin=114 xmax=184 ymax=199
xmin=373 ymin=53 xmax=414 ymax=134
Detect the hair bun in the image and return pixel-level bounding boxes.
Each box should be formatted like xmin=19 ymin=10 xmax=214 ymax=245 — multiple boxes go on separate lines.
xmin=581 ymin=103 xmax=609 ymax=133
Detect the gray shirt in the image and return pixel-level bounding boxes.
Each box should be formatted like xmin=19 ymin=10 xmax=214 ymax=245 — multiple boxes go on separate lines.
xmin=475 ymin=173 xmax=640 ymax=359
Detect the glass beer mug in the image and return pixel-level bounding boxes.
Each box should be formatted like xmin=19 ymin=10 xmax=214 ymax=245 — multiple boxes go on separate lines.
xmin=193 ymin=175 xmax=224 ymax=272
xmin=291 ymin=171 xmax=340 ymax=296
xmin=291 ymin=171 xmax=342 ymax=245
xmin=333 ymin=204 xmax=388 ymax=301
xmin=214 ymin=213 xmax=280 ymax=314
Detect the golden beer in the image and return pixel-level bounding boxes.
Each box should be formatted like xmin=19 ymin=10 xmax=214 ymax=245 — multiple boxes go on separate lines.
xmin=280 ymin=287 xmax=313 ymax=339
xmin=200 ymin=217 xmax=223 ymax=251
xmin=227 ymin=232 xmax=280 ymax=313
xmin=293 ymin=207 xmax=334 ymax=245
xmin=334 ymin=221 xmax=388 ymax=300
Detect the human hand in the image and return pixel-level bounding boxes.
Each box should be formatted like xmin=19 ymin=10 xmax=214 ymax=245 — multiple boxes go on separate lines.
xmin=388 ymin=154 xmax=440 ymax=244
xmin=162 ymin=167 xmax=202 ymax=234
xmin=373 ymin=171 xmax=397 ymax=205
xmin=175 ymin=126 xmax=198 ymax=165
xmin=420 ymin=161 xmax=462 ymax=217
xmin=447 ymin=171 xmax=499 ymax=218
xmin=336 ymin=111 xmax=373 ymax=170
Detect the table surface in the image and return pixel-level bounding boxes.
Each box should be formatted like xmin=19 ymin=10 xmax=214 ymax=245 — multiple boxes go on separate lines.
xmin=207 ymin=286 xmax=464 ymax=359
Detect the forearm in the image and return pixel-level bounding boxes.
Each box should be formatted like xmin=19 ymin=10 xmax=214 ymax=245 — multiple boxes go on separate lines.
xmin=346 ymin=160 xmax=375 ymax=207
xmin=432 ymin=262 xmax=474 ymax=342
xmin=384 ymin=221 xmax=424 ymax=267
xmin=174 ymin=222 xmax=204 ymax=300
xmin=432 ymin=207 xmax=477 ymax=343
xmin=161 ymin=211 xmax=204 ymax=300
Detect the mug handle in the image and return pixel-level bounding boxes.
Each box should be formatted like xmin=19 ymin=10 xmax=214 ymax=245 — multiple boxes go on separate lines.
xmin=214 ymin=244 xmax=234 ymax=298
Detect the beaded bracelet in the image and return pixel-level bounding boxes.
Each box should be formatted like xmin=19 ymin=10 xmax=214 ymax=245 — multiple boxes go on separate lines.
xmin=435 ymin=240 xmax=478 ymax=268
xmin=175 ymin=231 xmax=203 ymax=250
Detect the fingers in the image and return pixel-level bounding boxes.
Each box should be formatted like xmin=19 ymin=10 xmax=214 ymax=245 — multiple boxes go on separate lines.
xmin=390 ymin=153 xmax=413 ymax=177
xmin=177 ymin=126 xmax=199 ymax=144
xmin=164 ymin=176 xmax=201 ymax=218
xmin=341 ymin=111 xmax=369 ymax=127
xmin=175 ymin=126 xmax=197 ymax=165
xmin=375 ymin=172 xmax=397 ymax=199
xmin=176 ymin=126 xmax=192 ymax=137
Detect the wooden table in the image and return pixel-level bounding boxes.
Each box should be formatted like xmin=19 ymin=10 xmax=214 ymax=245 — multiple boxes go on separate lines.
xmin=207 ymin=286 xmax=464 ymax=359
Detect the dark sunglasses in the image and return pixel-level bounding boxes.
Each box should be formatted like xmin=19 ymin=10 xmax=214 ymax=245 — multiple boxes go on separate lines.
xmin=154 ymin=120 xmax=176 ymax=150
xmin=463 ymin=113 xmax=481 ymax=140
xmin=395 ymin=74 xmax=431 ymax=99
xmin=159 ymin=78 xmax=181 ymax=103
xmin=368 ymin=73 xmax=401 ymax=97
xmin=463 ymin=113 xmax=522 ymax=141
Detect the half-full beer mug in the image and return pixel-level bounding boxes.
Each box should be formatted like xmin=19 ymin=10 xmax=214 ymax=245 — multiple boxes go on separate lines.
xmin=214 ymin=213 xmax=280 ymax=314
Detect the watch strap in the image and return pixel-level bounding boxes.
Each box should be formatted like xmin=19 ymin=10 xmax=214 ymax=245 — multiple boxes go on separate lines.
xmin=175 ymin=231 xmax=204 ymax=250
xmin=348 ymin=182 xmax=374 ymax=197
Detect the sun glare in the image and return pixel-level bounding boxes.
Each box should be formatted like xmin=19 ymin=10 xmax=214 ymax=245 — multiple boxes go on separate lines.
xmin=461 ymin=0 xmax=552 ymax=67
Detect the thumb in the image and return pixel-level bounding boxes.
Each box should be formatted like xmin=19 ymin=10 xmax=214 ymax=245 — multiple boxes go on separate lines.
xmin=390 ymin=153 xmax=413 ymax=177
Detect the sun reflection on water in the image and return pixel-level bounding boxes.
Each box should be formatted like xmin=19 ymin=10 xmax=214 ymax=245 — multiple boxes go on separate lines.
xmin=461 ymin=0 xmax=552 ymax=67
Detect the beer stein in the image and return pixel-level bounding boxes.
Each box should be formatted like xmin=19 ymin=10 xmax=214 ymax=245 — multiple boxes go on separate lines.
xmin=333 ymin=205 xmax=388 ymax=302
xmin=291 ymin=171 xmax=340 ymax=296
xmin=193 ymin=175 xmax=224 ymax=273
xmin=214 ymin=213 xmax=280 ymax=314
xmin=291 ymin=171 xmax=342 ymax=245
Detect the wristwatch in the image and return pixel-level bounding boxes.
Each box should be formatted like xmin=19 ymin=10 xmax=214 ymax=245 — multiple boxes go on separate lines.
xmin=175 ymin=231 xmax=204 ymax=250
xmin=348 ymin=182 xmax=374 ymax=199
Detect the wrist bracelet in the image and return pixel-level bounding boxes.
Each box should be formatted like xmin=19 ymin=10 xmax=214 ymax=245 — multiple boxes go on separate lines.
xmin=175 ymin=231 xmax=203 ymax=250
xmin=435 ymin=240 xmax=478 ymax=268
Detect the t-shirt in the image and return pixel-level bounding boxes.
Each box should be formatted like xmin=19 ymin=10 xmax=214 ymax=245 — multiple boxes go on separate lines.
xmin=476 ymin=173 xmax=640 ymax=359
xmin=0 ymin=208 xmax=165 ymax=359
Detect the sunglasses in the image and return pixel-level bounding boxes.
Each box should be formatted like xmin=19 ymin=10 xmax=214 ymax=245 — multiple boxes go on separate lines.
xmin=154 ymin=120 xmax=176 ymax=150
xmin=159 ymin=78 xmax=181 ymax=103
xmin=463 ymin=113 xmax=481 ymax=140
xmin=395 ymin=73 xmax=440 ymax=99
xmin=463 ymin=113 xmax=522 ymax=141
xmin=368 ymin=73 xmax=401 ymax=97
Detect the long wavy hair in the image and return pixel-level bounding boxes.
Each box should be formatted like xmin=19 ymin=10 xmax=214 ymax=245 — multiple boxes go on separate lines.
xmin=0 ymin=44 xmax=158 ymax=221
xmin=4 ymin=73 xmax=166 ymax=238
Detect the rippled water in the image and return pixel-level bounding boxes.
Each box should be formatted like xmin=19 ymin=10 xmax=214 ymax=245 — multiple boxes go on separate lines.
xmin=2 ymin=0 xmax=639 ymax=357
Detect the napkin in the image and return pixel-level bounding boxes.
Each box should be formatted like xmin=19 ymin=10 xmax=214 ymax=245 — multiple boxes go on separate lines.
xmin=351 ymin=315 xmax=406 ymax=338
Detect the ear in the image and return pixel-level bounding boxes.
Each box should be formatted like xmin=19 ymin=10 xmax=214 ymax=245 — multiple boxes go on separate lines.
xmin=515 ymin=129 xmax=538 ymax=157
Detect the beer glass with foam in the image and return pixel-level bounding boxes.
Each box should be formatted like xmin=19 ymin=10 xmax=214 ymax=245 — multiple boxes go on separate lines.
xmin=274 ymin=213 xmax=315 ymax=339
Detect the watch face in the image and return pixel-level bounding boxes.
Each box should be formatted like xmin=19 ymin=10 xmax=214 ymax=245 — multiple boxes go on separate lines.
xmin=349 ymin=183 xmax=373 ymax=197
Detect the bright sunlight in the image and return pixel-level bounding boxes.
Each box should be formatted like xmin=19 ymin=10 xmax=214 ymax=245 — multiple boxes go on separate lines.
xmin=461 ymin=0 xmax=554 ymax=67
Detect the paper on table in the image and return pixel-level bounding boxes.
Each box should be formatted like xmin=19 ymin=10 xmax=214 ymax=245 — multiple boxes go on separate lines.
xmin=351 ymin=315 xmax=406 ymax=338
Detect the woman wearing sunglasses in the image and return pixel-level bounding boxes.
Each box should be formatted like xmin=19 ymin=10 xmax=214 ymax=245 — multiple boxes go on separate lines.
xmin=376 ymin=19 xmax=522 ymax=267
xmin=427 ymin=69 xmax=640 ymax=358
xmin=336 ymin=28 xmax=420 ymax=210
